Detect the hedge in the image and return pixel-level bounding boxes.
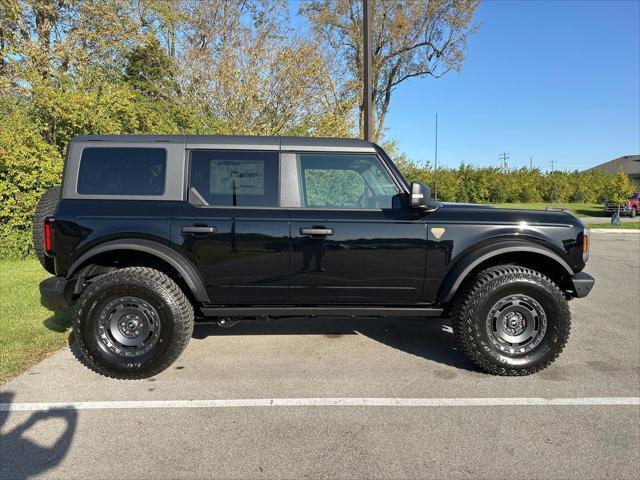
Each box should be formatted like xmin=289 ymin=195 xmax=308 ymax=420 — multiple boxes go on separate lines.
xmin=396 ymin=159 xmax=636 ymax=205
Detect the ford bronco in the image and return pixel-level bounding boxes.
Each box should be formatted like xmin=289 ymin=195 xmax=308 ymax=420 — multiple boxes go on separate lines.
xmin=35 ymin=135 xmax=594 ymax=379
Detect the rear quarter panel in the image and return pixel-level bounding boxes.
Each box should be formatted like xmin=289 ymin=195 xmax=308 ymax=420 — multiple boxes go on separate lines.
xmin=52 ymin=199 xmax=174 ymax=275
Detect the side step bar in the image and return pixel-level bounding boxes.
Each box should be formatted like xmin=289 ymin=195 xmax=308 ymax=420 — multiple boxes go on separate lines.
xmin=200 ymin=306 xmax=444 ymax=318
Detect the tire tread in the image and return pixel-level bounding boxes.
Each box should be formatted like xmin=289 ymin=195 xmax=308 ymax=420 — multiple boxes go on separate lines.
xmin=73 ymin=267 xmax=194 ymax=380
xmin=451 ymin=265 xmax=571 ymax=376
xmin=32 ymin=186 xmax=61 ymax=274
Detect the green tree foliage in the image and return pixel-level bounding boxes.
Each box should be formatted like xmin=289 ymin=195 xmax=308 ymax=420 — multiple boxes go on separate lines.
xmin=0 ymin=96 xmax=62 ymax=257
xmin=396 ymin=158 xmax=634 ymax=206
xmin=0 ymin=0 xmax=356 ymax=257
xmin=603 ymin=170 xmax=635 ymax=205
xmin=123 ymin=37 xmax=177 ymax=98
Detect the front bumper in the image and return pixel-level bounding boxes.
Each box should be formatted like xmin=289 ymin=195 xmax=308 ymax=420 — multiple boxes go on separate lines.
xmin=571 ymin=272 xmax=595 ymax=298
xmin=39 ymin=276 xmax=69 ymax=310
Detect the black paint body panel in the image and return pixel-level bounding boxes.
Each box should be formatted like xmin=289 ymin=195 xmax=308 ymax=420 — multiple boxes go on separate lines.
xmin=421 ymin=206 xmax=586 ymax=303
xmin=170 ymin=204 xmax=290 ymax=304
xmin=52 ymin=199 xmax=173 ymax=276
xmin=51 ymin=198 xmax=587 ymax=308
xmin=288 ymin=209 xmax=428 ymax=304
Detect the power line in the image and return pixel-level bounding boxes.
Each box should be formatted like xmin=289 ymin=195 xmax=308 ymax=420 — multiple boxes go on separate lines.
xmin=499 ymin=152 xmax=510 ymax=170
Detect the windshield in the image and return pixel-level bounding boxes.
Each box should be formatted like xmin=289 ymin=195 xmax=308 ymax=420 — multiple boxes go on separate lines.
xmin=374 ymin=144 xmax=409 ymax=192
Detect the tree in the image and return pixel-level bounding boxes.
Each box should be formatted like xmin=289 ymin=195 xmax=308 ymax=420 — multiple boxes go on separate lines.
xmin=604 ymin=170 xmax=634 ymax=206
xmin=123 ymin=37 xmax=176 ymax=97
xmin=301 ymin=0 xmax=479 ymax=141
xmin=0 ymin=95 xmax=63 ymax=257
xmin=176 ymin=0 xmax=354 ymax=136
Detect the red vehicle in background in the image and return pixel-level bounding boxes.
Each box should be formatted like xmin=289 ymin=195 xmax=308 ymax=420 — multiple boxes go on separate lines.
xmin=605 ymin=192 xmax=640 ymax=218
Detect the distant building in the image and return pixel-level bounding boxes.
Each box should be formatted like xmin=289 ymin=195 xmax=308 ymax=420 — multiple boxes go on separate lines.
xmin=585 ymin=155 xmax=640 ymax=183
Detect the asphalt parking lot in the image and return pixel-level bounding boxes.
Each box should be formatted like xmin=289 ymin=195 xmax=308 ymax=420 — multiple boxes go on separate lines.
xmin=1 ymin=232 xmax=639 ymax=479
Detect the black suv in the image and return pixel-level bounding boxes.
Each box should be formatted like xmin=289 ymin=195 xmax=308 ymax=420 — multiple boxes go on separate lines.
xmin=35 ymin=135 xmax=594 ymax=379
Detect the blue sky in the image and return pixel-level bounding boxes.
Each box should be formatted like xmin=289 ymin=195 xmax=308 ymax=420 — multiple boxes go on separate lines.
xmin=384 ymin=0 xmax=640 ymax=171
xmin=291 ymin=0 xmax=639 ymax=171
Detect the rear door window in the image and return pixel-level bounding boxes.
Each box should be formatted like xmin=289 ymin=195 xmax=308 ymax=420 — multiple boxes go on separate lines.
xmin=77 ymin=148 xmax=167 ymax=195
xmin=190 ymin=150 xmax=279 ymax=207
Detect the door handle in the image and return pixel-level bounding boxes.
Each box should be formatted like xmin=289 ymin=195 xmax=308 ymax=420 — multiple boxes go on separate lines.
xmin=181 ymin=225 xmax=216 ymax=234
xmin=300 ymin=227 xmax=334 ymax=236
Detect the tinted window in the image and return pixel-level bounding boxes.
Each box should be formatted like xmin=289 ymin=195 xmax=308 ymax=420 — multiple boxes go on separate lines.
xmin=299 ymin=154 xmax=400 ymax=209
xmin=77 ymin=148 xmax=166 ymax=195
xmin=190 ymin=150 xmax=279 ymax=207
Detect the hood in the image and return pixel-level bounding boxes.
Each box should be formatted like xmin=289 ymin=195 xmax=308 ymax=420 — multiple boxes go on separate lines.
xmin=439 ymin=202 xmax=495 ymax=209
xmin=435 ymin=202 xmax=584 ymax=228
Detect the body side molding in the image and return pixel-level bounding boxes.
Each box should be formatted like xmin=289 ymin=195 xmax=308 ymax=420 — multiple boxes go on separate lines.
xmin=200 ymin=306 xmax=444 ymax=318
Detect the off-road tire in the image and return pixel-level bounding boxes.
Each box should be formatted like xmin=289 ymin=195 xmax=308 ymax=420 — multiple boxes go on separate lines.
xmin=73 ymin=267 xmax=194 ymax=379
xmin=451 ymin=265 xmax=571 ymax=376
xmin=32 ymin=185 xmax=61 ymax=274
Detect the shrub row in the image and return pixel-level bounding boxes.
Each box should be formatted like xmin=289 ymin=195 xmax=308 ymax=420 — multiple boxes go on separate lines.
xmin=396 ymin=159 xmax=636 ymax=204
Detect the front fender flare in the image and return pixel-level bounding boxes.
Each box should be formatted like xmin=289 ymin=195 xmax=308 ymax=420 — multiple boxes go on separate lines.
xmin=437 ymin=241 xmax=574 ymax=304
xmin=68 ymin=239 xmax=210 ymax=303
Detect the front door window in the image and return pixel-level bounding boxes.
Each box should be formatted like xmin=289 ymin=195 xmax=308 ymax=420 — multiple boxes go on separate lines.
xmin=298 ymin=154 xmax=401 ymax=209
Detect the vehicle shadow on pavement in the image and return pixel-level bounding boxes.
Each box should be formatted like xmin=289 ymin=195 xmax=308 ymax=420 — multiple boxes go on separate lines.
xmin=0 ymin=391 xmax=77 ymax=480
xmin=42 ymin=308 xmax=73 ymax=333
xmin=193 ymin=316 xmax=479 ymax=372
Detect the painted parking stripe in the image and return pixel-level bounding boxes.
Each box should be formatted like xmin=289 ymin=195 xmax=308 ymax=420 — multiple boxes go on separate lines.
xmin=1 ymin=397 xmax=638 ymax=412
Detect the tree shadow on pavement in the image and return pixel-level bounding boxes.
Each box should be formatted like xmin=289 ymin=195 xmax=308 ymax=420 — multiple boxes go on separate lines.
xmin=193 ymin=316 xmax=479 ymax=372
xmin=0 ymin=391 xmax=77 ymax=480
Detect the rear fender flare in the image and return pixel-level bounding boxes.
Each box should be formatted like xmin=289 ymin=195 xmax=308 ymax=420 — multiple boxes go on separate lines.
xmin=437 ymin=241 xmax=574 ymax=304
xmin=68 ymin=239 xmax=210 ymax=303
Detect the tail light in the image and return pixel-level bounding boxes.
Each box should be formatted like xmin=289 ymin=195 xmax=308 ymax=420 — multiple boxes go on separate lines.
xmin=44 ymin=218 xmax=54 ymax=255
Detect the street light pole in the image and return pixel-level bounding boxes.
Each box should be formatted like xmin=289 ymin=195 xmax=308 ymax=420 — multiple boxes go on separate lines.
xmin=363 ymin=0 xmax=373 ymax=142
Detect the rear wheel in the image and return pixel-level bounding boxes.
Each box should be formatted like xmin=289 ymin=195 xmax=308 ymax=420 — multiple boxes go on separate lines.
xmin=73 ymin=267 xmax=194 ymax=379
xmin=452 ymin=265 xmax=571 ymax=376
xmin=32 ymin=186 xmax=61 ymax=274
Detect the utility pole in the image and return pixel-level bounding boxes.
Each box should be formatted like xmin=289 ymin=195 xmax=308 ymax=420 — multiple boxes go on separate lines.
xmin=362 ymin=0 xmax=373 ymax=142
xmin=434 ymin=113 xmax=438 ymax=201
xmin=529 ymin=156 xmax=533 ymax=170
xmin=499 ymin=152 xmax=510 ymax=170
xmin=549 ymin=159 xmax=555 ymax=172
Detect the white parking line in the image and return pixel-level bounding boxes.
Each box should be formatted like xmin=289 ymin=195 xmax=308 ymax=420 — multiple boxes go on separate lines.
xmin=1 ymin=397 xmax=638 ymax=412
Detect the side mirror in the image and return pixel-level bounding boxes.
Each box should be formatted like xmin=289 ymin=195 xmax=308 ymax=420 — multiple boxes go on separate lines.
xmin=410 ymin=182 xmax=432 ymax=209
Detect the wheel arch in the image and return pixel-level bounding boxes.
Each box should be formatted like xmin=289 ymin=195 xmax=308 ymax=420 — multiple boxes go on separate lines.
xmin=437 ymin=241 xmax=575 ymax=304
xmin=68 ymin=239 xmax=210 ymax=303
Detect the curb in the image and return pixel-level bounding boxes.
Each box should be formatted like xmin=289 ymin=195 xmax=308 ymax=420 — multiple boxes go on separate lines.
xmin=590 ymin=229 xmax=640 ymax=234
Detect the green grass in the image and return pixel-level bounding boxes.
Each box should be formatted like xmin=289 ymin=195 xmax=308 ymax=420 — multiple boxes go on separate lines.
xmin=586 ymin=222 xmax=640 ymax=230
xmin=0 ymin=258 xmax=72 ymax=384
xmin=491 ymin=202 xmax=603 ymax=218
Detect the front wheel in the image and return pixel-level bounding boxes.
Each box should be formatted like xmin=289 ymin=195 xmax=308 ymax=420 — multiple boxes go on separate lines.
xmin=73 ymin=267 xmax=194 ymax=379
xmin=452 ymin=265 xmax=571 ymax=376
